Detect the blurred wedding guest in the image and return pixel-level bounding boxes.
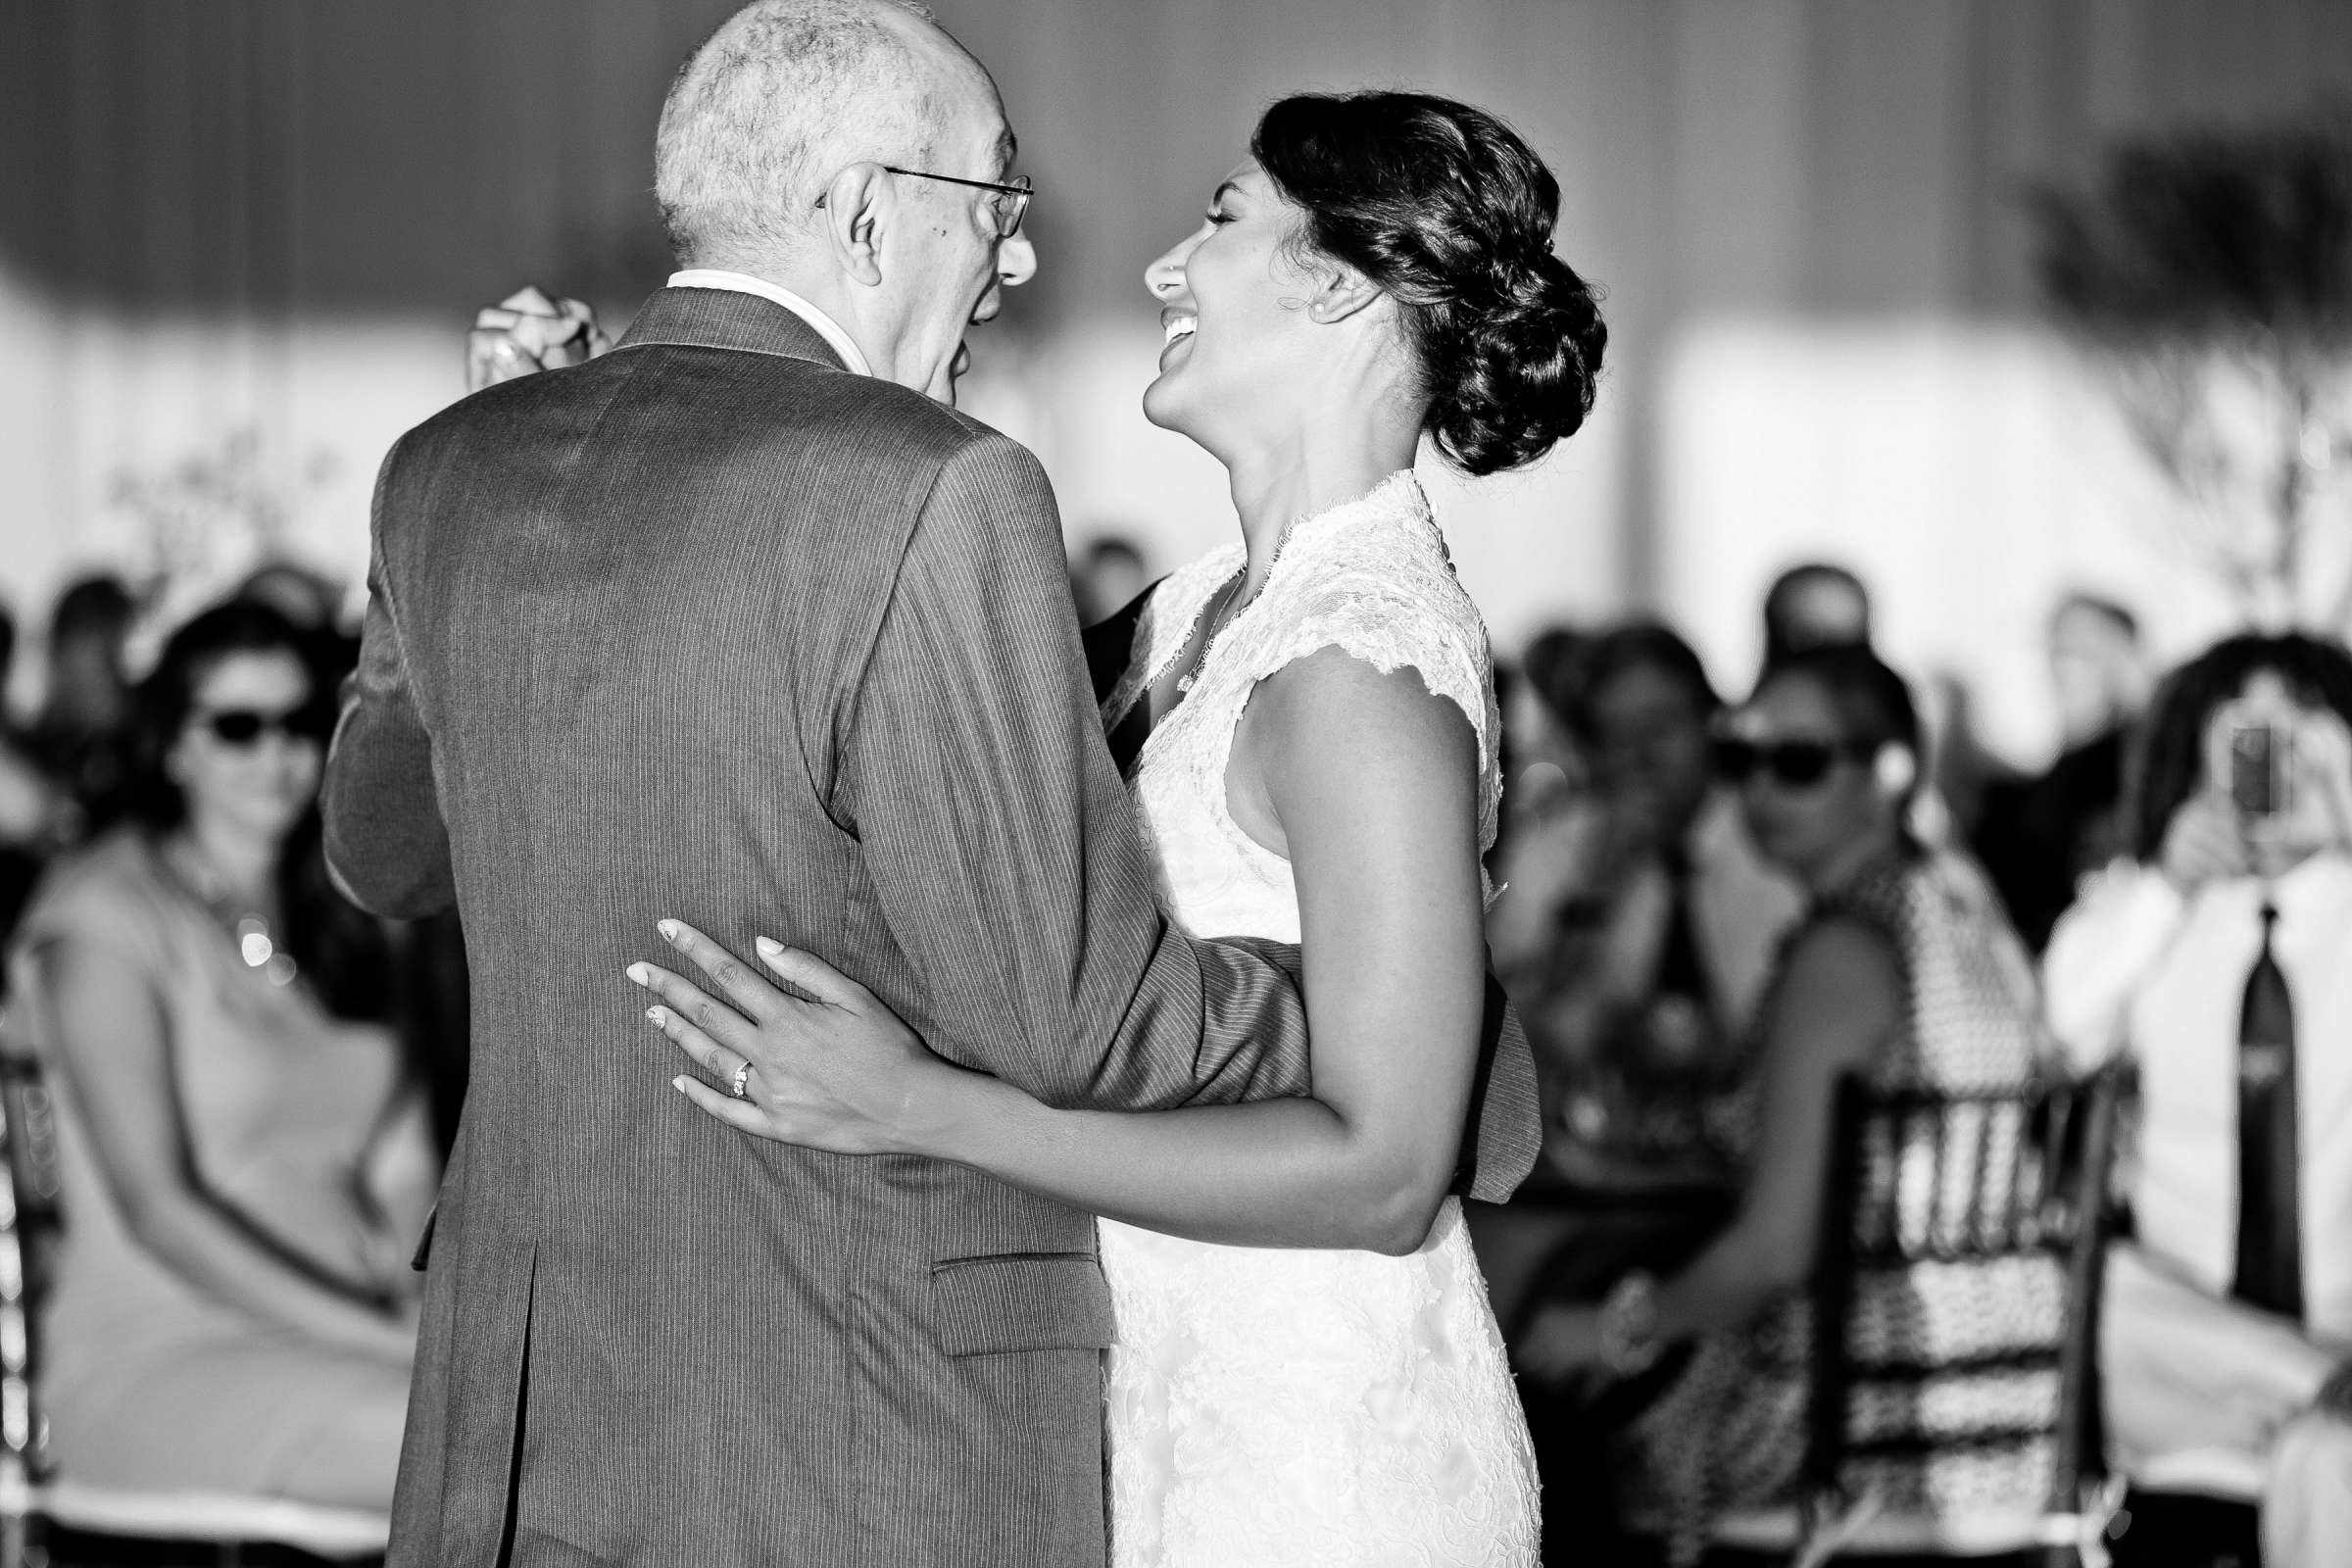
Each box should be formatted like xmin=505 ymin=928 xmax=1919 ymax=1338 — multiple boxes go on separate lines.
xmin=1494 ymin=622 xmax=1802 ymax=1183
xmin=7 ymin=600 xmax=432 ymax=1509
xmin=1069 ymin=532 xmax=1152 ymax=626
xmin=1518 ymin=645 xmax=2047 ymax=1565
xmin=237 ymin=561 xmax=364 ymax=699
xmin=1976 ymin=593 xmax=2151 ymax=952
xmin=1510 ymin=627 xmax=1589 ymax=764
xmin=26 ymin=574 xmax=137 ymax=837
xmin=236 ymin=561 xmax=347 ymax=634
xmin=233 ymin=560 xmax=463 ymax=1147
xmin=1494 ymin=625 xmax=1591 ymax=821
xmin=1486 ymin=623 xmax=1800 ymax=1562
xmin=0 ymin=606 xmax=61 ymax=941
xmin=2043 ymin=632 xmax=2352 ymax=1568
xmin=1489 ymin=630 xmax=1592 ymax=1094
xmin=1759 ymin=560 xmax=1872 ymax=674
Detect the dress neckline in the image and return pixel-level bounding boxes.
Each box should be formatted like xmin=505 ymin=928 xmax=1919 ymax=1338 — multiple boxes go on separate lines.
xmin=1139 ymin=469 xmax=1433 ymax=706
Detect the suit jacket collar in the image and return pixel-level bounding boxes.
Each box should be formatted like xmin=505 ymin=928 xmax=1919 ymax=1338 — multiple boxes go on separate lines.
xmin=615 ymin=287 xmax=853 ymax=371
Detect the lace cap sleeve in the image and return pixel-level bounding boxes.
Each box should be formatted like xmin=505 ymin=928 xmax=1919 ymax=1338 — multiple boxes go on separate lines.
xmin=1241 ymin=564 xmax=1501 ymax=848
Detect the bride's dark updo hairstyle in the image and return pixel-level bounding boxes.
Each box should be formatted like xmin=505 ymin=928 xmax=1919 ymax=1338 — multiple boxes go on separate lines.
xmin=1251 ymin=90 xmax=1606 ymax=476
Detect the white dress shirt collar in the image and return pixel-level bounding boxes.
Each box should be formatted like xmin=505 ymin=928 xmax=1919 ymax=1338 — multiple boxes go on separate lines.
xmin=666 ymin=270 xmax=872 ymax=377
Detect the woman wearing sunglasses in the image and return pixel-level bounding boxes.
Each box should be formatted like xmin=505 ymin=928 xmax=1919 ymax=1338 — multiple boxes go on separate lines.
xmin=7 ymin=599 xmax=431 ymax=1509
xmin=1516 ymin=643 xmax=2047 ymax=1562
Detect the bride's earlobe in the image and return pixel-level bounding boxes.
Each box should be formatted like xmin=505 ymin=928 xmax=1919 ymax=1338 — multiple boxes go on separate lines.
xmin=1306 ymin=268 xmax=1381 ymax=325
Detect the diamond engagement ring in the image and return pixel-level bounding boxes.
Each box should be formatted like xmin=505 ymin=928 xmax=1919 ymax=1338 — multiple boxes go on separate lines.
xmin=729 ymin=1060 xmax=755 ymax=1100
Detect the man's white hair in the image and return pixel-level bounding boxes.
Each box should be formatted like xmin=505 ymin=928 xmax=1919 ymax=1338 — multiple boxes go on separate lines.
xmin=655 ymin=0 xmax=969 ymax=266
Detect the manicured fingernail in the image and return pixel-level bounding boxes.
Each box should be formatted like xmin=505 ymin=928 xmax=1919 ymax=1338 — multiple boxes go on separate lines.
xmin=626 ymin=963 xmax=651 ymax=985
xmin=646 ymin=1005 xmax=667 ymax=1027
xmin=658 ymin=919 xmax=680 ymax=942
xmin=756 ymin=936 xmax=781 ymax=956
xmin=670 ymin=1076 xmax=691 ymax=1094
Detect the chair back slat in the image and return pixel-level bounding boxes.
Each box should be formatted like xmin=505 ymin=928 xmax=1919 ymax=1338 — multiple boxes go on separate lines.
xmin=1962 ymin=1098 xmax=1997 ymax=1250
xmin=1799 ymin=1066 xmax=2129 ymax=1530
xmin=2052 ymin=1068 xmax=2127 ymax=1501
xmin=1807 ymin=1074 xmax=1870 ymax=1497
xmin=0 ymin=1051 xmax=55 ymax=1486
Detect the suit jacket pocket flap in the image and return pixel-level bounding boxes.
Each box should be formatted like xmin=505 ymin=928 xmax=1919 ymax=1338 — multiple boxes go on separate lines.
xmin=929 ymin=1251 xmax=1115 ymax=1358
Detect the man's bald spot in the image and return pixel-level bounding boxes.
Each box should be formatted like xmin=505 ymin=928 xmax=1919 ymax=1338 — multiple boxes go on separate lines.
xmin=877 ymin=4 xmax=1015 ymax=175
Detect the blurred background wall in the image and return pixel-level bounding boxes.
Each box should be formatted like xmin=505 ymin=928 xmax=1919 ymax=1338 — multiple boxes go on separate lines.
xmin=3 ymin=0 xmax=2348 ymax=760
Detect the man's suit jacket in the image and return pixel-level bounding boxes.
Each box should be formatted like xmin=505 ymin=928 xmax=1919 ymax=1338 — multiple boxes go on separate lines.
xmin=326 ymin=287 xmax=1533 ymax=1568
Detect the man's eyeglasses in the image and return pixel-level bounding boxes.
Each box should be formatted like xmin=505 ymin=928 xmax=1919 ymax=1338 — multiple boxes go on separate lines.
xmin=195 ymin=702 xmax=339 ymax=749
xmin=1711 ymin=734 xmax=1875 ymax=790
xmin=879 ymin=167 xmax=1034 ymax=238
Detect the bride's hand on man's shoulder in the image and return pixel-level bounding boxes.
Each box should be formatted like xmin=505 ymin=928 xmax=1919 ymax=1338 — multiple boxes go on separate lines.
xmin=466 ymin=285 xmax=611 ymax=391
xmin=626 ymin=920 xmax=960 ymax=1157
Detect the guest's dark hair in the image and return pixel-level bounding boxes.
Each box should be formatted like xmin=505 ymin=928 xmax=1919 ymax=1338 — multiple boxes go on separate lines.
xmin=1517 ymin=626 xmax=1590 ymax=729
xmin=1755 ymin=644 xmax=1921 ymax=769
xmin=126 ymin=600 xmax=392 ymax=1022
xmin=2126 ymin=632 xmax=2352 ymax=863
xmin=48 ymin=574 xmax=133 ymax=651
xmin=1761 ymin=562 xmax=1873 ymax=670
xmin=1575 ymin=622 xmax=1720 ymax=735
xmin=1251 ymin=90 xmax=1606 ymax=476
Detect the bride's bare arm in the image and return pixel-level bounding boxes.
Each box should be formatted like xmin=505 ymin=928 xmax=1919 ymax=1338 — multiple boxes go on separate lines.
xmin=634 ymin=647 xmax=1488 ymax=1253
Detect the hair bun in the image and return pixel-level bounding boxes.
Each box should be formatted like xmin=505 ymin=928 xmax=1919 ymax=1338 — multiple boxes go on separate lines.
xmin=1426 ymin=246 xmax=1607 ymax=476
xmin=1252 ymin=90 xmax=1607 ymax=478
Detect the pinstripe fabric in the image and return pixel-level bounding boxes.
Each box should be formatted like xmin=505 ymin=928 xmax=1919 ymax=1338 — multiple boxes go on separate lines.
xmin=323 ymin=287 xmax=1536 ymax=1568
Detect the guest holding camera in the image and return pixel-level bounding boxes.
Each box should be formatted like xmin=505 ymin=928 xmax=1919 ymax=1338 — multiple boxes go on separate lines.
xmin=8 ymin=601 xmax=430 ymax=1509
xmin=26 ymin=574 xmax=137 ymax=839
xmin=2044 ymin=633 xmax=2352 ymax=1568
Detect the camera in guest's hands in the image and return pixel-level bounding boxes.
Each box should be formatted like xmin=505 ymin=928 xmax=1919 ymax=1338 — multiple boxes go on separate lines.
xmin=2230 ymin=721 xmax=2293 ymax=820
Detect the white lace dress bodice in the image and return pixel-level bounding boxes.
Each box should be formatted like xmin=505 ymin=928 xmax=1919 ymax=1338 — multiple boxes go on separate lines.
xmin=1096 ymin=472 xmax=1539 ymax=1567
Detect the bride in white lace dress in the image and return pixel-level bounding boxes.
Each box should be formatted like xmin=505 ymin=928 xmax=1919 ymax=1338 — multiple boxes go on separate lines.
xmin=1086 ymin=466 xmax=1532 ymax=1565
xmin=643 ymin=89 xmax=1605 ymax=1565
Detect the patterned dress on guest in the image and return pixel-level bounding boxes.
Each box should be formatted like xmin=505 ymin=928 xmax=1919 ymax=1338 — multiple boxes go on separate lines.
xmin=1620 ymin=846 xmax=2056 ymax=1565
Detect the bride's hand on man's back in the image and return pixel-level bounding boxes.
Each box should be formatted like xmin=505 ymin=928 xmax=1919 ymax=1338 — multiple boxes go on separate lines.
xmin=627 ymin=920 xmax=968 ymax=1157
xmin=466 ymin=285 xmax=610 ymax=391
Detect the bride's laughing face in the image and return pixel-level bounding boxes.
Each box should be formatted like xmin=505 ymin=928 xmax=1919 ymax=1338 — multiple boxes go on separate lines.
xmin=1141 ymin=162 xmax=1326 ymax=452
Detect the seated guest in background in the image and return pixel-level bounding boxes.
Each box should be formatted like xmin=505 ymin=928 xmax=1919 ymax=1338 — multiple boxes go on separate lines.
xmin=26 ymin=573 xmax=137 ymax=839
xmin=1491 ymin=626 xmax=1592 ymax=933
xmin=1976 ymin=591 xmax=2150 ymax=952
xmin=1488 ymin=624 xmax=1594 ymax=881
xmin=1757 ymin=561 xmax=1995 ymax=855
xmin=0 ymin=604 xmax=64 ymax=941
xmin=236 ymin=560 xmax=350 ymax=636
xmin=1493 ymin=622 xmax=1802 ymax=1186
xmin=1491 ymin=628 xmax=1592 ymax=886
xmin=1068 ymin=531 xmax=1152 ymax=626
xmin=1759 ymin=560 xmax=1872 ymax=674
xmin=2044 ymin=632 xmax=2352 ymax=1568
xmin=1486 ymin=624 xmax=1796 ymax=1564
xmin=1518 ymin=645 xmax=2047 ymax=1565
xmin=1517 ymin=623 xmax=1590 ymax=738
xmin=8 ymin=600 xmax=432 ymax=1510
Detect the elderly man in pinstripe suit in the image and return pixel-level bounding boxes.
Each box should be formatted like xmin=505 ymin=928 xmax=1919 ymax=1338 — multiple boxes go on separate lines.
xmin=324 ymin=3 xmax=1535 ymax=1564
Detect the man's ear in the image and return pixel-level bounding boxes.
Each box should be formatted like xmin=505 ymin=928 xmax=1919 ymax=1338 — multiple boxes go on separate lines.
xmin=816 ymin=163 xmax=892 ymax=287
xmin=1304 ymin=263 xmax=1382 ymax=325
